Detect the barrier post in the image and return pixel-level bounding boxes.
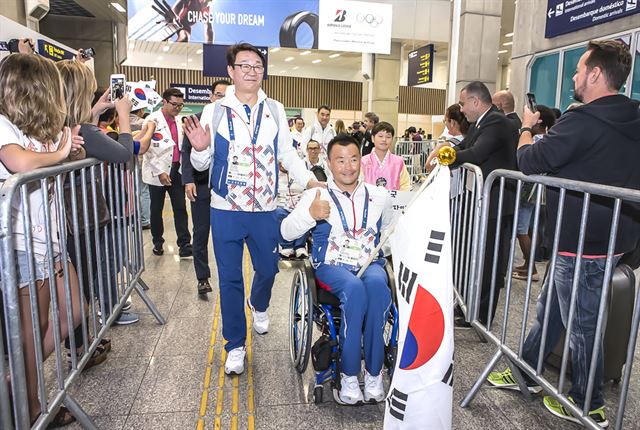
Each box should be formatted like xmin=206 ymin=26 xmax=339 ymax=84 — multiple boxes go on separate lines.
xmin=0 ymin=157 xmax=166 ymax=429
xmin=460 ymin=169 xmax=640 ymax=430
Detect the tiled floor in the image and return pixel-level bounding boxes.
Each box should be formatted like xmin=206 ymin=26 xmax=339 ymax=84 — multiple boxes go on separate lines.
xmin=58 ymin=211 xmax=640 ymax=430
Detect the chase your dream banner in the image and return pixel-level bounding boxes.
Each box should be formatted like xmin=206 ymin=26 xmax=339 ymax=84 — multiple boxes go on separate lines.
xmin=127 ymin=0 xmax=392 ymax=54
xmin=127 ymin=0 xmax=319 ymax=49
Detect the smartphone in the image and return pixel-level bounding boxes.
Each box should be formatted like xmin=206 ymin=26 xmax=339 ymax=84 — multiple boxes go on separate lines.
xmin=526 ymin=92 xmax=538 ymax=113
xmin=81 ymin=48 xmax=95 ymax=59
xmin=110 ymin=74 xmax=126 ymax=100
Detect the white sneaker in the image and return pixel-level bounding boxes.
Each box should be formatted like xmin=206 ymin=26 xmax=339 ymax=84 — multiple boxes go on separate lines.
xmin=295 ymin=248 xmax=308 ymax=258
xmin=338 ymin=373 xmax=364 ymax=405
xmin=247 ymin=300 xmax=269 ymax=335
xmin=279 ymin=247 xmax=294 ymax=258
xmin=224 ymin=346 xmax=246 ymax=375
xmin=363 ymin=370 xmax=385 ymax=403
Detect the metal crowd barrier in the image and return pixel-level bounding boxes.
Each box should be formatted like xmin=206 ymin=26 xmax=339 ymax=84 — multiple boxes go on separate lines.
xmin=450 ymin=163 xmax=484 ymax=322
xmin=460 ymin=169 xmax=640 ymax=430
xmin=394 ymin=139 xmax=437 ymax=183
xmin=0 ymin=157 xmax=165 ymax=429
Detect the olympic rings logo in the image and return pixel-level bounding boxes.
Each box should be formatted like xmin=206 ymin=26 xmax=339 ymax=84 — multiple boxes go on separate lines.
xmin=357 ymin=13 xmax=383 ymax=27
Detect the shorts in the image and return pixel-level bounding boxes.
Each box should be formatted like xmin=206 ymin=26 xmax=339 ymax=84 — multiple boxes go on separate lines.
xmin=516 ymin=202 xmax=535 ymax=235
xmin=0 ymin=251 xmax=62 ymax=290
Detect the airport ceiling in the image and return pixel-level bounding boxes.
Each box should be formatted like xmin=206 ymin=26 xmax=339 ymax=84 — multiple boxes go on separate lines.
xmin=47 ymin=0 xmax=513 ymax=71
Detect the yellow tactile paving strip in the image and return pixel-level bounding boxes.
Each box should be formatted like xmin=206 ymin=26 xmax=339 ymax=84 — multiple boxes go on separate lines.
xmin=196 ymin=297 xmax=220 ymax=430
xmin=196 ymin=247 xmax=255 ymax=430
xmin=244 ymin=251 xmax=257 ymax=429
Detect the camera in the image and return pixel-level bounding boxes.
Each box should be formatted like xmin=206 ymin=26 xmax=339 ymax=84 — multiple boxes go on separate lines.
xmin=8 ymin=38 xmax=35 ymax=54
xmin=80 ymin=48 xmax=95 ymax=59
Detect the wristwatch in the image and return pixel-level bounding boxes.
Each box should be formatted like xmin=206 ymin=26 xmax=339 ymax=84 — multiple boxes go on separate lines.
xmin=519 ymin=127 xmax=533 ymax=135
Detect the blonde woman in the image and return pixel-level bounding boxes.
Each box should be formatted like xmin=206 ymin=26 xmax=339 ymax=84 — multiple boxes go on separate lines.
xmin=334 ymin=118 xmax=346 ymax=135
xmin=0 ymin=54 xmax=84 ymax=426
xmin=55 ymin=60 xmax=134 ymax=161
xmin=55 ymin=60 xmax=146 ymax=365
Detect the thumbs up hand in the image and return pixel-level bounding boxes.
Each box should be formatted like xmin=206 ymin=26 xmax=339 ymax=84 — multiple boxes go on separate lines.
xmin=309 ymin=189 xmax=331 ymax=220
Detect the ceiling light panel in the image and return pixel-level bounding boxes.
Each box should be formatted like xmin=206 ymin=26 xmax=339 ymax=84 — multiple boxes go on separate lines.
xmin=111 ymin=2 xmax=125 ymax=13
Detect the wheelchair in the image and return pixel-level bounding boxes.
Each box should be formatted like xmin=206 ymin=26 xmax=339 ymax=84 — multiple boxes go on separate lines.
xmin=288 ymin=258 xmax=399 ymax=404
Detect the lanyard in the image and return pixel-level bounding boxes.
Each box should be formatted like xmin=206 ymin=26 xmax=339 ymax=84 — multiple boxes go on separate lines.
xmin=226 ymin=102 xmax=264 ymax=147
xmin=327 ymin=186 xmax=369 ymax=236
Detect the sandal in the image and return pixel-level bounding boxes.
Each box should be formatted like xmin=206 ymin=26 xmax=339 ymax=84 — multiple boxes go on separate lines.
xmin=67 ymin=344 xmax=108 ymax=371
xmin=47 ymin=405 xmax=75 ymax=428
xmin=512 ymin=271 xmax=539 ymax=282
xmin=99 ymin=338 xmax=112 ymax=353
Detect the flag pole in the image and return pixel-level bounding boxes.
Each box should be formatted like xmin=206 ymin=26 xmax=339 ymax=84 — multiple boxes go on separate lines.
xmin=356 ymin=146 xmax=456 ymax=278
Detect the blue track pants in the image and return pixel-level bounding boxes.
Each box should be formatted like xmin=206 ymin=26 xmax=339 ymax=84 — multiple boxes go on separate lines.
xmin=211 ymin=208 xmax=280 ymax=351
xmin=315 ymin=261 xmax=391 ymax=376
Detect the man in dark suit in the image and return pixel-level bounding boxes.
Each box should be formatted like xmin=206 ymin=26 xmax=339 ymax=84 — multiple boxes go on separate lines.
xmin=493 ymin=90 xmax=522 ymax=129
xmin=436 ymin=81 xmax=518 ymax=327
xmin=181 ymin=79 xmax=228 ymax=296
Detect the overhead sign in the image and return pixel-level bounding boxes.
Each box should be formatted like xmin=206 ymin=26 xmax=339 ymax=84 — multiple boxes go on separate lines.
xmin=408 ymin=44 xmax=434 ymax=86
xmin=545 ymin=0 xmax=640 ymax=38
xmin=127 ymin=0 xmax=318 ymax=49
xmin=202 ymin=44 xmax=268 ymax=79
xmin=127 ymin=0 xmax=392 ymax=54
xmin=170 ymin=83 xmax=212 ymax=103
xmin=37 ymin=39 xmax=75 ymax=61
xmin=318 ymin=0 xmax=392 ymax=54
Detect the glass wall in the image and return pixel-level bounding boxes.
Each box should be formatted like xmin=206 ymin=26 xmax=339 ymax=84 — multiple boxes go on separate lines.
xmin=529 ymin=53 xmax=560 ymax=108
xmin=559 ymin=46 xmax=586 ymax=110
xmin=528 ymin=29 xmax=640 ymax=108
xmin=633 ymin=37 xmax=640 ymax=101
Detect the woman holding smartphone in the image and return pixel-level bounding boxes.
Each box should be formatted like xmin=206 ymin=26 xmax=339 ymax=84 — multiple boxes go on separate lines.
xmin=55 ymin=60 xmax=143 ymax=373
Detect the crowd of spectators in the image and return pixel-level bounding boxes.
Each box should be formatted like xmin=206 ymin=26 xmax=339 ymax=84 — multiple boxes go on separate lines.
xmin=1 ymin=37 xmax=639 ymax=427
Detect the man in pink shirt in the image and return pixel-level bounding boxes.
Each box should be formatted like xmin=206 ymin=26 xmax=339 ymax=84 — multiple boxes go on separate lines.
xmin=142 ymin=88 xmax=192 ymax=257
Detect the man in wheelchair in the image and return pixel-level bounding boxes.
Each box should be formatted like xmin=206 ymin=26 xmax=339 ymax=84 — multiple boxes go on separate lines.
xmin=281 ymin=134 xmax=393 ymax=405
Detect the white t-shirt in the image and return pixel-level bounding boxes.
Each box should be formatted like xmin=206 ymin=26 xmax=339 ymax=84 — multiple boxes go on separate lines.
xmin=0 ymin=115 xmax=60 ymax=255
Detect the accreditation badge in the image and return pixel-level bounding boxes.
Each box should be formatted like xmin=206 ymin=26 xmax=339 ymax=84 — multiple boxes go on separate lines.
xmin=326 ymin=230 xmax=376 ymax=271
xmin=226 ymin=141 xmax=251 ymax=187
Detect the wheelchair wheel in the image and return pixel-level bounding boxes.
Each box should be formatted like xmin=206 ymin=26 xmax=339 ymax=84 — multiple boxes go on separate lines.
xmin=384 ymin=305 xmax=398 ymax=377
xmin=313 ymin=385 xmax=323 ymax=404
xmin=289 ymin=266 xmax=313 ymax=373
xmin=384 ymin=259 xmax=398 ymax=305
xmin=383 ymin=261 xmax=399 ymax=377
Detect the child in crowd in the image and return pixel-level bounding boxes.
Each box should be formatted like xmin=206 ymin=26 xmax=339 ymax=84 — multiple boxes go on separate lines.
xmin=361 ymin=122 xmax=411 ymax=191
xmin=0 ymin=53 xmax=84 ymax=426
